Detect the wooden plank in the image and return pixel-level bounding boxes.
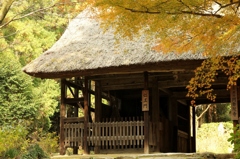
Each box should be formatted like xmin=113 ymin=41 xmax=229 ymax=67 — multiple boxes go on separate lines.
xmin=130 ymin=121 xmax=133 ymax=147
xmin=106 ymin=121 xmax=109 ymax=150
xmin=126 ymin=121 xmax=129 ymax=147
xmin=63 ymin=117 xmax=84 ymax=123
xmin=133 ymin=120 xmax=136 ymax=148
xmin=88 ymin=123 xmax=92 ymax=146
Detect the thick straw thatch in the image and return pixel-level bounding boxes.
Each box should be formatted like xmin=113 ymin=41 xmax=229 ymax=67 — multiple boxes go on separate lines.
xmin=23 ymin=9 xmax=205 ymax=78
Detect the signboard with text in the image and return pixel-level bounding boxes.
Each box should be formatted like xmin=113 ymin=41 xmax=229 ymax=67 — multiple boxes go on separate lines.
xmin=231 ymin=85 xmax=238 ymax=120
xmin=142 ymin=90 xmax=149 ymax=111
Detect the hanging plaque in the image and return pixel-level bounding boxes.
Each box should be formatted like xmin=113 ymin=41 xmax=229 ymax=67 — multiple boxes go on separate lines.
xmin=142 ymin=90 xmax=149 ymax=111
xmin=231 ymin=85 xmax=238 ymax=120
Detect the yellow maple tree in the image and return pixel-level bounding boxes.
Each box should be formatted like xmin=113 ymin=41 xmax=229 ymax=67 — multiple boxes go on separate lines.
xmin=86 ymin=0 xmax=240 ymax=104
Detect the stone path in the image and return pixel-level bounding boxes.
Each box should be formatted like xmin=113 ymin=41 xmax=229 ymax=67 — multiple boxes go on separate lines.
xmin=51 ymin=152 xmax=235 ymax=159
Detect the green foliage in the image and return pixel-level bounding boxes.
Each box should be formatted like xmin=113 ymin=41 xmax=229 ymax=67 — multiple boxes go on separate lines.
xmin=216 ymin=103 xmax=231 ymax=122
xmin=197 ymin=122 xmax=233 ymax=153
xmin=196 ymin=104 xmax=231 ymax=123
xmin=228 ymin=124 xmax=240 ymax=159
xmin=0 ymin=0 xmax=68 ymax=131
xmin=21 ymin=144 xmax=48 ymax=159
xmin=0 ymin=125 xmax=29 ymax=158
xmin=0 ymin=52 xmax=38 ymax=125
xmin=37 ymin=132 xmax=59 ymax=155
xmin=0 ymin=125 xmax=58 ymax=159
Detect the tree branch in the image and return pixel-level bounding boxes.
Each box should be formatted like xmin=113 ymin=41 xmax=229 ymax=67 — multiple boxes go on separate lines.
xmin=197 ymin=104 xmax=211 ymax=120
xmin=118 ymin=5 xmax=223 ymax=18
xmin=0 ymin=0 xmax=15 ymax=24
xmin=0 ymin=3 xmax=57 ymax=29
xmin=117 ymin=0 xmax=240 ymax=18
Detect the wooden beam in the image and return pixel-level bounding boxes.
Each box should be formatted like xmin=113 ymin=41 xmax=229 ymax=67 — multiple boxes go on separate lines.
xmin=65 ymin=80 xmax=84 ymax=90
xmin=65 ymin=98 xmax=84 ymax=104
xmin=60 ymin=79 xmax=66 ymax=155
xmin=83 ymin=77 xmax=89 ymax=154
xmin=159 ymin=77 xmax=228 ymax=88
xmin=31 ymin=60 xmax=203 ymax=78
xmin=143 ymin=71 xmax=149 ymax=154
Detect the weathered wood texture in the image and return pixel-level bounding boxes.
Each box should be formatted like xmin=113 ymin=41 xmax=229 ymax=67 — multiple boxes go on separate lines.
xmin=177 ymin=130 xmax=189 ymax=152
xmin=151 ymin=77 xmax=160 ymax=151
xmin=63 ymin=118 xmax=157 ymax=150
xmin=143 ymin=71 xmax=149 ymax=154
xmin=60 ymin=79 xmax=66 ymax=155
xmin=83 ymin=77 xmax=89 ymax=154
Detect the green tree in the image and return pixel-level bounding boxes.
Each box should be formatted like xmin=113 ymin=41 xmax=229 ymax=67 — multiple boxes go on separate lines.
xmin=0 ymin=52 xmax=37 ymax=125
xmin=0 ymin=0 xmax=76 ymax=130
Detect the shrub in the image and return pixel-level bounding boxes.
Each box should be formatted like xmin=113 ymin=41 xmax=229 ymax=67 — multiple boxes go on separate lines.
xmin=37 ymin=132 xmax=59 ymax=155
xmin=228 ymin=124 xmax=240 ymax=159
xmin=21 ymin=144 xmax=48 ymax=159
xmin=0 ymin=125 xmax=58 ymax=159
xmin=0 ymin=125 xmax=28 ymax=158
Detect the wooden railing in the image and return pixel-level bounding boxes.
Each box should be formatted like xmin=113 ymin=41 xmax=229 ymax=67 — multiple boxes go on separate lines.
xmin=64 ymin=122 xmax=84 ymax=147
xmin=63 ymin=118 xmax=145 ymax=149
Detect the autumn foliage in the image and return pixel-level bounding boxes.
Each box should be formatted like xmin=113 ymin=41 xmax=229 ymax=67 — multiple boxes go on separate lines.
xmin=87 ymin=0 xmax=240 ymax=104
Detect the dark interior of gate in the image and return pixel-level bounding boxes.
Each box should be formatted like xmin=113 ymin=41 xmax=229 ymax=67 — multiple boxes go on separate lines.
xmin=62 ymin=69 xmax=230 ymax=154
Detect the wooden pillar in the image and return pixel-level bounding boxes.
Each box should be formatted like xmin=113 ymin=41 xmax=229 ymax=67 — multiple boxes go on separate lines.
xmin=73 ymin=77 xmax=79 ymax=154
xmin=94 ymin=80 xmax=102 ymax=154
xmin=187 ymin=105 xmax=191 ymax=152
xmin=151 ymin=77 xmax=160 ymax=152
xmin=169 ymin=98 xmax=178 ymax=152
xmin=192 ymin=106 xmax=196 ymax=152
xmin=60 ymin=79 xmax=66 ymax=155
xmin=83 ymin=77 xmax=89 ymax=154
xmin=143 ymin=71 xmax=149 ymax=154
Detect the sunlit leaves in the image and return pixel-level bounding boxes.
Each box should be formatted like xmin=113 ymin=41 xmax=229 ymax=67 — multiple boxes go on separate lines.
xmin=90 ymin=0 xmax=240 ymax=56
xmin=187 ymin=55 xmax=240 ymax=105
xmin=88 ymin=0 xmax=240 ymax=104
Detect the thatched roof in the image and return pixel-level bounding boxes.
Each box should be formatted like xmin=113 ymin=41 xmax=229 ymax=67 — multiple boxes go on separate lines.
xmin=23 ymin=9 xmax=205 ymax=78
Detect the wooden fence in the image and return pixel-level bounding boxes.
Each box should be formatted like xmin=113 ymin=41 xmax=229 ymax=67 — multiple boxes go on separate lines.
xmin=64 ymin=119 xmax=145 ymax=149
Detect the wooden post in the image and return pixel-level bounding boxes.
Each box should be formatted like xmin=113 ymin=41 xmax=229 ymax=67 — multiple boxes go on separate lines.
xmin=73 ymin=77 xmax=79 ymax=154
xmin=94 ymin=80 xmax=102 ymax=154
xmin=192 ymin=106 xmax=196 ymax=152
xmin=143 ymin=71 xmax=149 ymax=154
xmin=83 ymin=77 xmax=89 ymax=154
xmin=187 ymin=105 xmax=191 ymax=152
xmin=60 ymin=79 xmax=66 ymax=155
xmin=151 ymin=77 xmax=160 ymax=152
xmin=169 ymin=98 xmax=178 ymax=152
